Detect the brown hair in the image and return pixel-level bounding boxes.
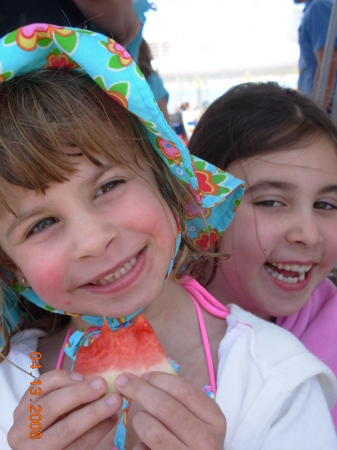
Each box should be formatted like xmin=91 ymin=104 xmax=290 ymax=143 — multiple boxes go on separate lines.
xmin=0 ymin=68 xmax=207 ymax=357
xmin=138 ymin=38 xmax=156 ymax=79
xmin=189 ymin=81 xmax=337 ymax=169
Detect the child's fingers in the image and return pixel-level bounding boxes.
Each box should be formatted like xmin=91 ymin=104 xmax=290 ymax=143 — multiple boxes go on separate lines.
xmin=14 ymin=370 xmax=84 ymax=419
xmin=119 ymin=371 xmax=225 ymax=426
xmin=132 ymin=443 xmax=150 ymax=450
xmin=65 ymin=417 xmax=117 ymax=450
xmin=15 ymin=375 xmax=110 ymax=430
xmin=115 ymin=372 xmax=226 ymax=449
xmin=8 ymin=393 xmax=121 ymax=450
xmin=89 ymin=422 xmax=118 ymax=450
xmin=9 ymin=375 xmax=123 ymax=449
xmin=132 ymin=411 xmax=188 ymax=450
xmin=51 ymin=400 xmax=119 ymax=450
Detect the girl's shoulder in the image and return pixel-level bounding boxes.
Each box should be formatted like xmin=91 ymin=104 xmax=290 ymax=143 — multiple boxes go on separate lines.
xmin=218 ymin=304 xmax=337 ymax=448
xmin=1 ymin=328 xmax=45 ymax=376
xmin=277 ymin=277 xmax=337 ymax=341
xmin=222 ymin=304 xmax=336 ymax=400
xmin=5 ymin=328 xmax=46 ymax=356
xmin=0 ymin=329 xmax=45 ymax=439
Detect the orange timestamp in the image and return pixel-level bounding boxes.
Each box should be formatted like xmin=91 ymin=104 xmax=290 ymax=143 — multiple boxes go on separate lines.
xmin=29 ymin=351 xmax=42 ymax=440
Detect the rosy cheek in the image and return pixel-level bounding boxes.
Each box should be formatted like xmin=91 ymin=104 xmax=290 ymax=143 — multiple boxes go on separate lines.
xmin=25 ymin=259 xmax=68 ymax=309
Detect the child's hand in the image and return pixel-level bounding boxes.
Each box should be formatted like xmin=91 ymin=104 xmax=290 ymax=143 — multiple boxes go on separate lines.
xmin=8 ymin=369 xmax=123 ymax=450
xmin=115 ymin=372 xmax=226 ymax=450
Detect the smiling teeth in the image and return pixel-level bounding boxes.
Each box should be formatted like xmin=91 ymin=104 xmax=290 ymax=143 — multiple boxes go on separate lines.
xmin=270 ymin=262 xmax=312 ymax=273
xmin=92 ymin=257 xmax=137 ymax=285
xmin=266 ymin=263 xmax=311 ymax=284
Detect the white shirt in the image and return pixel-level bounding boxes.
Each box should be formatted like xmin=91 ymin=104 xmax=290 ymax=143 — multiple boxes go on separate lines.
xmin=1 ymin=307 xmax=336 ymax=449
xmin=218 ymin=305 xmax=337 ymax=449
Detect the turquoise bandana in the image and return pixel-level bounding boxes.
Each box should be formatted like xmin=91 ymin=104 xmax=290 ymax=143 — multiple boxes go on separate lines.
xmin=0 ymin=23 xmax=244 ymax=450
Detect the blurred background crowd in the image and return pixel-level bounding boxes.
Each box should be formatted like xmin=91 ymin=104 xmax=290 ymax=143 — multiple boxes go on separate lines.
xmin=0 ymin=0 xmax=311 ymax=139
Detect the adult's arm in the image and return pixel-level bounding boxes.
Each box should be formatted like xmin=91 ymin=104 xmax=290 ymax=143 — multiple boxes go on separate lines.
xmin=158 ymin=97 xmax=172 ymax=126
xmin=72 ymin=0 xmax=141 ymax=46
xmin=314 ymin=46 xmax=337 ymax=111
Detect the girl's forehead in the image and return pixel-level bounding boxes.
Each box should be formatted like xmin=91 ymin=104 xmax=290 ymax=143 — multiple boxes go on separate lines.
xmin=228 ymin=137 xmax=337 ymax=183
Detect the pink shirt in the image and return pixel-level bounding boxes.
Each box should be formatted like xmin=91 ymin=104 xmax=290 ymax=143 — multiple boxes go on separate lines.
xmin=277 ymin=277 xmax=337 ymax=429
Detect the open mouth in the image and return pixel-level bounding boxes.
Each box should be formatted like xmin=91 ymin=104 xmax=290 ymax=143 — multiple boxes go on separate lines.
xmin=91 ymin=257 xmax=137 ymax=286
xmin=265 ymin=262 xmax=312 ymax=284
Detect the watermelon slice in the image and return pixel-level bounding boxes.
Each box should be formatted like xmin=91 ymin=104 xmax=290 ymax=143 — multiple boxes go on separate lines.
xmin=73 ymin=314 xmax=176 ymax=393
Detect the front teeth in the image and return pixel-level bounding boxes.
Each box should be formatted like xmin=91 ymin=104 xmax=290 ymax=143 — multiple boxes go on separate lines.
xmin=92 ymin=257 xmax=137 ymax=285
xmin=271 ymin=262 xmax=311 ymax=273
xmin=266 ymin=263 xmax=312 ymax=284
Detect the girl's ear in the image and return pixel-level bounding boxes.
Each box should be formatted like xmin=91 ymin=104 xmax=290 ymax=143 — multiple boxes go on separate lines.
xmin=0 ymin=248 xmax=24 ymax=282
xmin=14 ymin=269 xmax=30 ymax=287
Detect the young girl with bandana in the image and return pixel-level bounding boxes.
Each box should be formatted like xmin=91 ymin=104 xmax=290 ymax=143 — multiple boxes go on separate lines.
xmin=0 ymin=25 xmax=336 ymax=450
xmin=189 ymin=81 xmax=337 ymax=432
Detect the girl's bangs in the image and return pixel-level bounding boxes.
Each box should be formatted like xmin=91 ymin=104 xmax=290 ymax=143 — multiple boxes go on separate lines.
xmin=0 ymin=69 xmax=148 ymax=203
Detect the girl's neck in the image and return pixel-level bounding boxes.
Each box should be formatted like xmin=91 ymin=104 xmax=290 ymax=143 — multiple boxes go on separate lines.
xmin=38 ymin=278 xmax=228 ymax=384
xmin=38 ymin=325 xmax=73 ymax=374
xmin=68 ymin=276 xmax=183 ymax=331
xmin=206 ymin=271 xmax=274 ymax=321
xmin=39 ymin=278 xmax=190 ymax=374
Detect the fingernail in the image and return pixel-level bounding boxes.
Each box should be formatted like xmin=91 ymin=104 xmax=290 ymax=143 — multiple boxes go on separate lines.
xmin=89 ymin=377 xmax=105 ymax=390
xmin=116 ymin=374 xmax=129 ymax=388
xmin=105 ymin=394 xmax=118 ymax=407
xmin=69 ymin=372 xmax=84 ymax=381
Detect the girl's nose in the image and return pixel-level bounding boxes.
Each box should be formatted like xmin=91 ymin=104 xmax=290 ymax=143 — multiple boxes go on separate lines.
xmin=286 ymin=212 xmax=323 ymax=247
xmin=70 ymin=211 xmax=116 ymax=258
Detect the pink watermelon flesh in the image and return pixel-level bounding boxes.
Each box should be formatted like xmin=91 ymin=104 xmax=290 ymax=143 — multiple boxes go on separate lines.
xmin=73 ymin=314 xmax=176 ymax=393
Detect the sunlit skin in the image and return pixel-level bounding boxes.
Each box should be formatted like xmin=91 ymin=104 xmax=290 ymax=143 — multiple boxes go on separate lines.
xmin=0 ymin=151 xmax=180 ymax=324
xmin=207 ymin=134 xmax=337 ymax=320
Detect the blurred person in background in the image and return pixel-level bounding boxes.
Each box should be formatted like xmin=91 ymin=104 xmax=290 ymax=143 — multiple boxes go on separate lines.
xmin=0 ymin=0 xmax=155 ymax=63
xmin=295 ymin=0 xmax=337 ymax=112
xmin=138 ymin=37 xmax=171 ymax=124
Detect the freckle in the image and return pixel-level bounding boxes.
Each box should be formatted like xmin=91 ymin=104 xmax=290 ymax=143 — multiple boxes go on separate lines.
xmin=64 ymin=300 xmax=72 ymax=306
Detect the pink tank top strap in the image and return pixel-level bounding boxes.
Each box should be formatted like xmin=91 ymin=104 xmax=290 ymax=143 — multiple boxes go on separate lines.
xmin=182 ymin=277 xmax=229 ymax=396
xmin=182 ymin=277 xmax=229 ymax=319
xmin=56 ymin=325 xmax=72 ymax=370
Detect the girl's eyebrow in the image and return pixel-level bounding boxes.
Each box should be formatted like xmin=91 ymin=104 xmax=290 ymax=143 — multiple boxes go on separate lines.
xmin=320 ymin=184 xmax=337 ymax=194
xmin=82 ymin=164 xmax=115 ymax=187
xmin=6 ymin=207 xmax=48 ymax=239
xmin=245 ymin=181 xmax=337 ymax=195
xmin=6 ymin=164 xmax=119 ymax=238
xmin=245 ymin=181 xmax=296 ymax=194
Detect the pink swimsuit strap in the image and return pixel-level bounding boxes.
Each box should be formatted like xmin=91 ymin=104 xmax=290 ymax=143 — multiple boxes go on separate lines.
xmin=56 ymin=277 xmax=229 ymax=396
xmin=181 ymin=277 xmax=229 ymax=395
xmin=56 ymin=325 xmax=72 ymax=370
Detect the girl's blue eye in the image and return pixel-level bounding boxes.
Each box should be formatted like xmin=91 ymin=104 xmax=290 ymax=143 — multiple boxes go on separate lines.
xmin=255 ymin=200 xmax=282 ymax=207
xmin=314 ymin=201 xmax=336 ymax=210
xmin=29 ymin=217 xmax=58 ymax=236
xmin=96 ymin=179 xmax=124 ymax=197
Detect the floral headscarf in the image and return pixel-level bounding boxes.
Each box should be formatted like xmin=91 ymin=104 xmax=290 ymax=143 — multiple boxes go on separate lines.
xmin=0 ymin=23 xmax=244 ymax=328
